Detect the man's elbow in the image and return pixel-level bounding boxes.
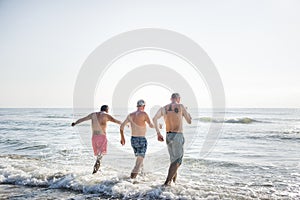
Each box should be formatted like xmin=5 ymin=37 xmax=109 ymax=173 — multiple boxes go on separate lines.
xmin=152 ymin=117 xmax=157 ymax=123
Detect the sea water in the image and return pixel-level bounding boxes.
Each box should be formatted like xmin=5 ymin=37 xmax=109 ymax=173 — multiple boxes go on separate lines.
xmin=0 ymin=108 xmax=299 ymax=199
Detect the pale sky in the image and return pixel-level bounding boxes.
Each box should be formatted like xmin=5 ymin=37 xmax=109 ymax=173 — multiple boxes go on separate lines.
xmin=0 ymin=0 xmax=299 ymax=108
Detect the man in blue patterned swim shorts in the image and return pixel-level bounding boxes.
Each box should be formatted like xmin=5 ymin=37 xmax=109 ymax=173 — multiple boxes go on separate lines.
xmin=153 ymin=93 xmax=192 ymax=186
xmin=120 ymin=99 xmax=155 ymax=178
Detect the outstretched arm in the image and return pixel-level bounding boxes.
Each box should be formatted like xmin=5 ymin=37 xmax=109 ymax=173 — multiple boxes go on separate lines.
xmin=120 ymin=116 xmax=129 ymax=145
xmin=71 ymin=113 xmax=92 ymax=126
xmin=108 ymin=115 xmax=122 ymax=125
xmin=152 ymin=107 xmax=164 ymax=142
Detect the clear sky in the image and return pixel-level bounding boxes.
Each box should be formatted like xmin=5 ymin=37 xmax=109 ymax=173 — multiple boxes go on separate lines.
xmin=0 ymin=0 xmax=299 ymax=108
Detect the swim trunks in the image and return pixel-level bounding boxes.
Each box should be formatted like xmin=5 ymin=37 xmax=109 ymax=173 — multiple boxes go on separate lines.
xmin=131 ymin=136 xmax=147 ymax=158
xmin=92 ymin=134 xmax=107 ymax=156
xmin=166 ymin=132 xmax=185 ymax=164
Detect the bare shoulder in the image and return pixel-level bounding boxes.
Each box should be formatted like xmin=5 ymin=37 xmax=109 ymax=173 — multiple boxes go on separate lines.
xmin=179 ymin=104 xmax=186 ymax=109
xmin=165 ymin=104 xmax=171 ymax=108
xmin=102 ymin=112 xmax=110 ymax=116
xmin=104 ymin=113 xmax=114 ymax=120
xmin=162 ymin=104 xmax=169 ymax=110
xmin=95 ymin=112 xmax=108 ymax=119
xmin=90 ymin=112 xmax=97 ymax=116
xmin=129 ymin=112 xmax=136 ymax=116
xmin=142 ymin=111 xmax=150 ymax=117
xmin=179 ymin=104 xmax=189 ymax=112
xmin=103 ymin=113 xmax=111 ymax=118
xmin=128 ymin=112 xmax=135 ymax=119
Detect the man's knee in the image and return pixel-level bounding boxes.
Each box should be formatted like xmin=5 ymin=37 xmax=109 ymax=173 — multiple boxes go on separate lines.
xmin=174 ymin=157 xmax=183 ymax=165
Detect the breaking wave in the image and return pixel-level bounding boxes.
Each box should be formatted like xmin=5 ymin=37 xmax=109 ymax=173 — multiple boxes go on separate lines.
xmin=195 ymin=117 xmax=261 ymax=124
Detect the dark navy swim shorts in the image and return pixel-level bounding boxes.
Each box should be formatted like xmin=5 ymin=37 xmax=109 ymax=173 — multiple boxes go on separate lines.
xmin=131 ymin=136 xmax=147 ymax=157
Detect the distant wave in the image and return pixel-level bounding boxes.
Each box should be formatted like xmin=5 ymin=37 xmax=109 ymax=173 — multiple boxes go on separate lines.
xmin=194 ymin=117 xmax=261 ymax=124
xmin=16 ymin=144 xmax=48 ymax=151
xmin=283 ymin=130 xmax=300 ymax=134
xmin=43 ymin=115 xmax=70 ymax=119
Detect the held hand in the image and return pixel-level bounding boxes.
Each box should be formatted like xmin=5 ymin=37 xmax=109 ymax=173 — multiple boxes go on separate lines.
xmin=71 ymin=122 xmax=76 ymax=127
xmin=157 ymin=133 xmax=164 ymax=142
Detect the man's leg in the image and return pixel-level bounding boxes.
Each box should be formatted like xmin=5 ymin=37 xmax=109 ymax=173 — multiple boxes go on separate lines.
xmin=131 ymin=156 xmax=144 ymax=178
xmin=164 ymin=162 xmax=180 ymax=186
xmin=173 ymin=171 xmax=177 ymax=183
xmin=92 ymin=154 xmax=103 ymax=174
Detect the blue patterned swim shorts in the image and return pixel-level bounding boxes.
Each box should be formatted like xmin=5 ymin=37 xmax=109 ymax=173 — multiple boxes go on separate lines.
xmin=131 ymin=136 xmax=147 ymax=157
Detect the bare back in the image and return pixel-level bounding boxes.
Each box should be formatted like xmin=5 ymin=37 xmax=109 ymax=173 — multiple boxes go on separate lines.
xmin=164 ymin=104 xmax=183 ymax=132
xmin=154 ymin=103 xmax=192 ymax=133
xmin=91 ymin=112 xmax=115 ymax=135
xmin=126 ymin=111 xmax=151 ymax=137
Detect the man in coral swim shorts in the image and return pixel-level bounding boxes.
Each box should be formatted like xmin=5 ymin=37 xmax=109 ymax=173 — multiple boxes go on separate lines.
xmin=72 ymin=105 xmax=121 ymax=174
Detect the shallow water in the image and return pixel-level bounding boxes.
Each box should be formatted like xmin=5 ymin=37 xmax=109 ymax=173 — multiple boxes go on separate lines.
xmin=0 ymin=108 xmax=299 ymax=199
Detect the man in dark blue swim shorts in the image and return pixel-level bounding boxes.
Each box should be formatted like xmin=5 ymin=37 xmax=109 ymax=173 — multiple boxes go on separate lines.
xmin=120 ymin=100 xmax=154 ymax=178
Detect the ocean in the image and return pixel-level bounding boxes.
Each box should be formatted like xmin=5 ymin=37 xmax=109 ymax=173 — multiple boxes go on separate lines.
xmin=0 ymin=108 xmax=299 ymax=199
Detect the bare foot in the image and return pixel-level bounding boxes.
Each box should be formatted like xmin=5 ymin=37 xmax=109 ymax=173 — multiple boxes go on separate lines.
xmin=130 ymin=172 xmax=138 ymax=179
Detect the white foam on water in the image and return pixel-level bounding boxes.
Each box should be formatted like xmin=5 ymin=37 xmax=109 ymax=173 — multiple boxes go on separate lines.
xmin=1 ymin=156 xmax=300 ymax=199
